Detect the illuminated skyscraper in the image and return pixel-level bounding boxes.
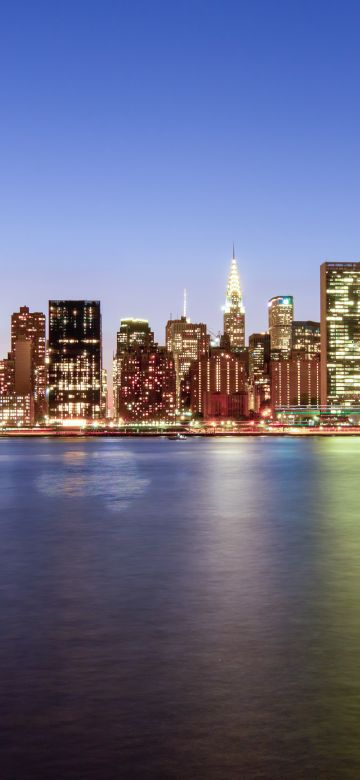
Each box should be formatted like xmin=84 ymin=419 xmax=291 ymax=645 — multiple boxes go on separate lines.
xmin=0 ymin=393 xmax=34 ymax=427
xmin=11 ymin=306 xmax=46 ymax=420
xmin=101 ymin=368 xmax=108 ymax=418
xmin=0 ymin=354 xmax=15 ymax=396
xmin=271 ymin=356 xmax=320 ymax=409
xmin=223 ymin=246 xmax=245 ymax=350
xmin=117 ymin=345 xmax=176 ymax=422
xmin=249 ymin=333 xmax=270 ymax=383
xmin=189 ymin=347 xmax=248 ymax=418
xmin=48 ymin=301 xmax=102 ymax=420
xmin=113 ymin=319 xmax=154 ymax=415
xmin=268 ymin=296 xmax=294 ymax=358
xmin=116 ymin=318 xmax=154 ymax=352
xmin=166 ymin=315 xmax=209 ymax=408
xmin=292 ymin=321 xmax=320 ymax=358
xmin=248 ymin=332 xmax=270 ymax=410
xmin=320 ymin=262 xmax=360 ymax=406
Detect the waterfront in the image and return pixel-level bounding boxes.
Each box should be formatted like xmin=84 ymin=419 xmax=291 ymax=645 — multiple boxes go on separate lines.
xmin=1 ymin=437 xmax=360 ymax=779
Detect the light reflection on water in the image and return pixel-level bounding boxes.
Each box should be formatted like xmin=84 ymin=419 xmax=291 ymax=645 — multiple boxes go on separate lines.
xmin=0 ymin=437 xmax=360 ymax=779
xmin=36 ymin=447 xmax=150 ymax=511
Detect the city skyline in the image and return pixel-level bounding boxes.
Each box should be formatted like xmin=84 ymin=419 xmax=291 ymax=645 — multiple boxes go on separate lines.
xmin=1 ymin=2 xmax=360 ymax=377
xmin=0 ymin=247 xmax=344 ymax=381
xmin=2 ymin=256 xmax=359 ymax=425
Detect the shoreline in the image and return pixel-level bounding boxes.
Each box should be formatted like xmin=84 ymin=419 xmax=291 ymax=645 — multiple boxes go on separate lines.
xmin=0 ymin=429 xmax=360 ymax=438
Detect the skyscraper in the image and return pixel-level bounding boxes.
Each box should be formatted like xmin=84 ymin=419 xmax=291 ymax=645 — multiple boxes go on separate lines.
xmin=271 ymin=356 xmax=320 ymax=409
xmin=0 ymin=350 xmax=34 ymax=427
xmin=320 ymin=262 xmax=360 ymax=406
xmin=117 ymin=346 xmax=176 ymax=422
xmin=11 ymin=306 xmax=46 ymax=420
xmin=0 ymin=355 xmax=15 ymax=396
xmin=248 ymin=332 xmax=270 ymax=411
xmin=116 ymin=318 xmax=154 ymax=352
xmin=166 ymin=316 xmax=209 ymax=408
xmin=292 ymin=321 xmax=320 ymax=358
xmin=223 ymin=247 xmax=245 ymax=350
xmin=268 ymin=296 xmax=294 ymax=358
xmin=48 ymin=301 xmax=102 ymax=420
xmin=189 ymin=347 xmax=248 ymax=418
xmin=101 ymin=368 xmax=108 ymax=418
xmin=113 ymin=319 xmax=154 ymax=416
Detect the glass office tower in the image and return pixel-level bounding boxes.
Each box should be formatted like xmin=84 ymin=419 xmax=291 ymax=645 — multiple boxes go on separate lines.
xmin=292 ymin=321 xmax=320 ymax=358
xmin=320 ymin=262 xmax=360 ymax=406
xmin=268 ymin=296 xmax=294 ymax=358
xmin=48 ymin=300 xmax=102 ymax=420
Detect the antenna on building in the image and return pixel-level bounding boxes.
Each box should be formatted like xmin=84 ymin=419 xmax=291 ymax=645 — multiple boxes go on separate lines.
xmin=183 ymin=288 xmax=187 ymax=320
xmin=232 ymin=242 xmax=235 ymax=260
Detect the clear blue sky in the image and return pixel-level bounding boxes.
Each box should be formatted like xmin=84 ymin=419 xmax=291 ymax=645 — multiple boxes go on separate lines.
xmin=1 ymin=0 xmax=359 ymax=375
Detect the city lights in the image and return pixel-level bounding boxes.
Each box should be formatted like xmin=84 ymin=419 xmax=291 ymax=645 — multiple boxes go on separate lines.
xmin=0 ymin=258 xmax=360 ymax=434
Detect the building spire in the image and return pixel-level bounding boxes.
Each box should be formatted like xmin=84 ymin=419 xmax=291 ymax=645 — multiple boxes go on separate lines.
xmin=183 ymin=288 xmax=187 ymax=319
xmin=223 ymin=247 xmax=246 ymax=350
xmin=224 ymin=248 xmax=244 ymax=314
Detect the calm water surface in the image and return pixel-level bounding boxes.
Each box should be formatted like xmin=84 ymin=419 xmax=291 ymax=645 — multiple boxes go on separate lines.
xmin=1 ymin=437 xmax=360 ymax=779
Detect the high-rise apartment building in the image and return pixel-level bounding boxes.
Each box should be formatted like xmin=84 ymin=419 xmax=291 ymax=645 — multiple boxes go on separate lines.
xmin=113 ymin=319 xmax=154 ymax=415
xmin=320 ymin=262 xmax=360 ymax=406
xmin=223 ymin=247 xmax=245 ymax=351
xmin=0 ymin=354 xmax=15 ymax=396
xmin=292 ymin=321 xmax=320 ymax=358
xmin=166 ymin=316 xmax=209 ymax=407
xmin=268 ymin=296 xmax=294 ymax=358
xmin=117 ymin=346 xmax=176 ymax=422
xmin=271 ymin=356 xmax=321 ymax=409
xmin=48 ymin=300 xmax=102 ymax=420
xmin=11 ymin=306 xmax=46 ymax=419
xmin=189 ymin=348 xmax=247 ymax=418
xmin=0 ymin=394 xmax=34 ymax=427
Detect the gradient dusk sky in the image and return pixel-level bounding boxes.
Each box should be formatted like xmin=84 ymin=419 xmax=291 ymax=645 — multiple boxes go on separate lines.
xmin=1 ymin=0 xmax=359 ymax=376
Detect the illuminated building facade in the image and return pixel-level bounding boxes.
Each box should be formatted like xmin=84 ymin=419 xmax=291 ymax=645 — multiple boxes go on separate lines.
xmin=116 ymin=318 xmax=154 ymax=352
xmin=248 ymin=332 xmax=270 ymax=410
xmin=117 ymin=346 xmax=176 ymax=422
xmin=320 ymin=262 xmax=360 ymax=406
xmin=113 ymin=319 xmax=154 ymax=415
xmin=11 ymin=306 xmax=46 ymax=420
xmin=223 ymin=247 xmax=245 ymax=351
xmin=166 ymin=316 xmax=209 ymax=407
xmin=203 ymin=392 xmax=248 ymax=419
xmin=0 ymin=394 xmax=34 ymax=427
xmin=0 ymin=355 xmax=15 ymax=396
xmin=292 ymin=321 xmax=320 ymax=358
xmin=268 ymin=296 xmax=294 ymax=358
xmin=271 ymin=356 xmax=320 ymax=409
xmin=189 ymin=348 xmax=247 ymax=417
xmin=101 ymin=368 xmax=108 ymax=418
xmin=48 ymin=300 xmax=102 ymax=420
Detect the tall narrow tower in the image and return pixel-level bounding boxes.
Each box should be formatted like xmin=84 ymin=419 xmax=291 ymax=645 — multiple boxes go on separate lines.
xmin=11 ymin=305 xmax=46 ymax=421
xmin=223 ymin=246 xmax=245 ymax=351
xmin=48 ymin=301 xmax=102 ymax=420
xmin=320 ymin=261 xmax=360 ymax=407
